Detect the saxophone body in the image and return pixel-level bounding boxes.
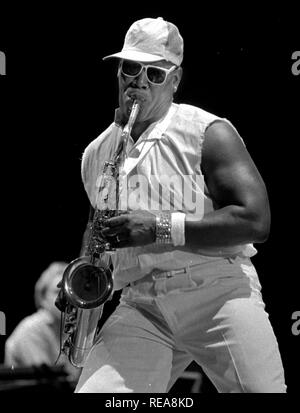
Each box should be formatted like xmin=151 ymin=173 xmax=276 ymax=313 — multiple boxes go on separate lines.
xmin=60 ymin=101 xmax=140 ymax=368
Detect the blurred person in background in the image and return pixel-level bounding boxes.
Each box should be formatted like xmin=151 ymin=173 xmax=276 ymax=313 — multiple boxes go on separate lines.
xmin=4 ymin=262 xmax=80 ymax=384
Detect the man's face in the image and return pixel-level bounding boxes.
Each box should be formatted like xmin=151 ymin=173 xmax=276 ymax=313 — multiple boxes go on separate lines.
xmin=118 ymin=59 xmax=182 ymax=123
xmin=43 ymin=273 xmax=63 ymax=320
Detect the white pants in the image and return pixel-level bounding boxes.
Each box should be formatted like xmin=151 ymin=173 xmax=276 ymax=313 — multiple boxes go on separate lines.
xmin=75 ymin=256 xmax=286 ymax=393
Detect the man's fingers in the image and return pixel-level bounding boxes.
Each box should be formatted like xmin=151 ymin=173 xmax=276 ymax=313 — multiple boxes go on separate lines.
xmin=102 ymin=227 xmax=129 ymax=238
xmin=104 ymin=215 xmax=127 ymax=228
xmin=101 ymin=227 xmax=116 ymax=236
xmin=109 ymin=238 xmax=133 ymax=249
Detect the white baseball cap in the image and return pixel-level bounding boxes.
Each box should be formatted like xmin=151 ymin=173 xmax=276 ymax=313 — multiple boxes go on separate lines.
xmin=103 ymin=17 xmax=184 ymax=66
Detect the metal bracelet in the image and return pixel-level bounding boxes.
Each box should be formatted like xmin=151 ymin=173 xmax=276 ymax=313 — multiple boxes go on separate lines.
xmin=156 ymin=212 xmax=172 ymax=244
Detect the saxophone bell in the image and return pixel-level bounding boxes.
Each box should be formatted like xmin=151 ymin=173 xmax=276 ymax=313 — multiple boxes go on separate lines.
xmin=61 ymin=257 xmax=113 ymax=368
xmin=62 ymin=257 xmax=113 ymax=309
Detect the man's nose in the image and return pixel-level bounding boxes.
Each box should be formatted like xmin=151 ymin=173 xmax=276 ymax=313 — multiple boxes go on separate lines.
xmin=133 ymin=67 xmax=149 ymax=88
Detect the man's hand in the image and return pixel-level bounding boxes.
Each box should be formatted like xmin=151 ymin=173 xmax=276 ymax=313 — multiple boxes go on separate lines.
xmin=101 ymin=210 xmax=156 ymax=248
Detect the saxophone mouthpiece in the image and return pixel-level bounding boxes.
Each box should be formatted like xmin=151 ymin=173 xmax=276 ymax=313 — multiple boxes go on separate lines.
xmin=129 ymin=100 xmax=140 ymax=124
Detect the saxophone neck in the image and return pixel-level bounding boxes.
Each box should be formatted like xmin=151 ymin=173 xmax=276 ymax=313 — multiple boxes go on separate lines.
xmin=126 ymin=100 xmax=140 ymax=134
xmin=115 ymin=100 xmax=140 ymax=161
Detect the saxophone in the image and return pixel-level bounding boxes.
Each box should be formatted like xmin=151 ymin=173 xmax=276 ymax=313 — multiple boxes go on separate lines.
xmin=60 ymin=101 xmax=140 ymax=368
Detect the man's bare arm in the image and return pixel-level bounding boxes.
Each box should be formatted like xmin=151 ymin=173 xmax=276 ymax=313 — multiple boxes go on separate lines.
xmin=184 ymin=120 xmax=271 ymax=249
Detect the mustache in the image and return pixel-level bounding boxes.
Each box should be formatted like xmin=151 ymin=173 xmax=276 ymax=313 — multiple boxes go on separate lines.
xmin=125 ymin=86 xmax=148 ymax=102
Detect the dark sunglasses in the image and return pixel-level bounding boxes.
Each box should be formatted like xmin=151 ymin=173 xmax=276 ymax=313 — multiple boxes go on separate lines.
xmin=119 ymin=60 xmax=177 ymax=85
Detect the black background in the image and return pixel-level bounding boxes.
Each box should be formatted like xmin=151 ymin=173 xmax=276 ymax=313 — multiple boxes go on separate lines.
xmin=0 ymin=3 xmax=299 ymax=394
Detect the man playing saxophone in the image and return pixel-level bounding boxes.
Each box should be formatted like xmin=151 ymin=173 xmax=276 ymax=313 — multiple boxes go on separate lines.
xmin=60 ymin=17 xmax=286 ymax=393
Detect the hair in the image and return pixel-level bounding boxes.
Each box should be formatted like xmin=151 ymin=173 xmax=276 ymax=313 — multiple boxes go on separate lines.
xmin=34 ymin=261 xmax=68 ymax=309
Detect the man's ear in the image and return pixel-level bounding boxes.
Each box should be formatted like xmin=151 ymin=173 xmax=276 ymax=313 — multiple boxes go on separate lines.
xmin=172 ymin=66 xmax=183 ymax=91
